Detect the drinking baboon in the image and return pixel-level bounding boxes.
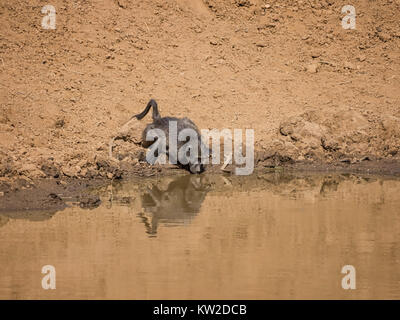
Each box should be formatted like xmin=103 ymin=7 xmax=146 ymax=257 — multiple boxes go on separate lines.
xmin=133 ymin=99 xmax=208 ymax=173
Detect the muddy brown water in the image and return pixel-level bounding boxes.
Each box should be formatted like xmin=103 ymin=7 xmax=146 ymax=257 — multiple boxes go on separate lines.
xmin=0 ymin=173 xmax=399 ymax=299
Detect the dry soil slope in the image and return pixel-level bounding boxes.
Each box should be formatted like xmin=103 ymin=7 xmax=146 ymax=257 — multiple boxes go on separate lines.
xmin=0 ymin=0 xmax=399 ymax=181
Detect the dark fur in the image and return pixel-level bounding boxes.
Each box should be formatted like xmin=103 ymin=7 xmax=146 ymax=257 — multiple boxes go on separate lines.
xmin=133 ymin=99 xmax=206 ymax=173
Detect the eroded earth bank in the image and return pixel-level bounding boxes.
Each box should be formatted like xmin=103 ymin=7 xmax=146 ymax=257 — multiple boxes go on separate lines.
xmin=1 ymin=0 xmax=400 ymax=201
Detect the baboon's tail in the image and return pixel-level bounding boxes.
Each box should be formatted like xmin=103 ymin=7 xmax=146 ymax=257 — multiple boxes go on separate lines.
xmin=133 ymin=99 xmax=161 ymax=121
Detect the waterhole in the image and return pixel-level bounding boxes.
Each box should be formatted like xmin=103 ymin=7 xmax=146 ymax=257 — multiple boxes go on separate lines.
xmin=0 ymin=173 xmax=399 ymax=299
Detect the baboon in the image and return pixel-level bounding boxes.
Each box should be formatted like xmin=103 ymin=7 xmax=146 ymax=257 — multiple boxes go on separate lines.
xmin=133 ymin=99 xmax=208 ymax=173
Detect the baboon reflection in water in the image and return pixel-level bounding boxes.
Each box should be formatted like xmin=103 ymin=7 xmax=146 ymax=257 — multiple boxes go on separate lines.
xmin=138 ymin=175 xmax=209 ymax=236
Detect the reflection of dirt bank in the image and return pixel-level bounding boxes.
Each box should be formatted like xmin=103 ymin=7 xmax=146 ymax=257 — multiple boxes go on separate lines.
xmin=3 ymin=171 xmax=398 ymax=229
xmin=0 ymin=178 xmax=106 ymax=223
xmin=0 ymin=1 xmax=399 ymax=183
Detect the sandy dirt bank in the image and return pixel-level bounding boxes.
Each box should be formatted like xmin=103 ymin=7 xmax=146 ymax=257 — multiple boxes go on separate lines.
xmin=1 ymin=0 xmax=399 ymax=187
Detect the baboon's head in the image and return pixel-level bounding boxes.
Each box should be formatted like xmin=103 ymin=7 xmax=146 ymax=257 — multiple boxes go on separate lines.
xmin=186 ymin=136 xmax=210 ymax=174
xmin=189 ymin=162 xmax=205 ymax=174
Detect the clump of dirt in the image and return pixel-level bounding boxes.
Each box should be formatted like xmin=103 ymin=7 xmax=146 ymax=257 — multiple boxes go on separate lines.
xmin=273 ymin=107 xmax=400 ymax=163
xmin=0 ymin=0 xmax=399 ymax=187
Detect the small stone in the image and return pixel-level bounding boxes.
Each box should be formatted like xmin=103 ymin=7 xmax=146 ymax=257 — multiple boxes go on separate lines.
xmin=236 ymin=0 xmax=252 ymax=7
xmin=306 ymin=63 xmax=319 ymax=73
xmin=343 ymin=61 xmax=355 ymax=69
xmin=80 ymin=168 xmax=88 ymax=177
xmin=62 ymin=165 xmax=79 ymax=177
xmin=117 ymin=0 xmax=127 ymax=9
xmin=357 ymin=55 xmax=366 ymax=62
xmin=55 ymin=119 xmax=65 ymax=128
xmin=311 ymin=51 xmax=321 ymax=58
xmin=378 ymin=32 xmax=391 ymax=42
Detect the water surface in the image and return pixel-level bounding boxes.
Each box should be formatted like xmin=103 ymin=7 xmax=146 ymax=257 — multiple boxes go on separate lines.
xmin=0 ymin=173 xmax=399 ymax=299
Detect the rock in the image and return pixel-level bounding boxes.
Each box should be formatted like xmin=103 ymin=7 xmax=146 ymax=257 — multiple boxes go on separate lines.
xmin=62 ymin=165 xmax=80 ymax=178
xmin=277 ymin=107 xmax=384 ymax=161
xmin=79 ymin=195 xmax=101 ymax=209
xmin=41 ymin=161 xmax=60 ymax=178
xmin=117 ymin=0 xmax=127 ymax=9
xmin=115 ymin=117 xmax=146 ymax=144
xmin=306 ymin=63 xmax=319 ymax=73
xmin=236 ymin=0 xmax=252 ymax=7
xmin=280 ymin=118 xmax=299 ymax=136
xmin=55 ymin=119 xmax=65 ymax=128
xmin=321 ymin=136 xmax=340 ymax=152
xmin=96 ymin=156 xmax=122 ymax=179
xmin=378 ymin=32 xmax=391 ymax=42
xmin=0 ymin=156 xmax=15 ymax=176
xmin=343 ymin=62 xmax=355 ymax=70
xmin=79 ymin=168 xmax=88 ymax=177
xmin=311 ymin=51 xmax=321 ymax=58
xmin=77 ymin=159 xmax=88 ymax=168
xmin=357 ymin=55 xmax=366 ymax=62
xmin=19 ymin=163 xmax=46 ymax=179
xmin=280 ymin=117 xmax=326 ymax=144
xmin=381 ymin=115 xmax=400 ymax=136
